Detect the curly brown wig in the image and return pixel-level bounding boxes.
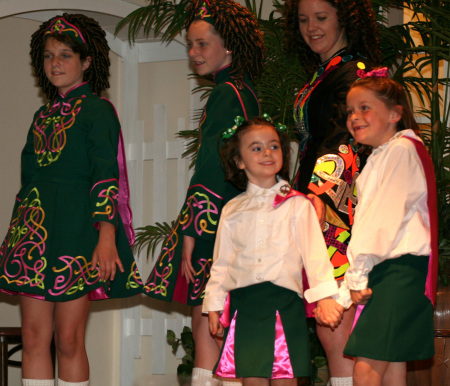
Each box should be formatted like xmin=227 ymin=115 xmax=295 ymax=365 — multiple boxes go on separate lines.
xmin=185 ymin=0 xmax=265 ymax=81
xmin=350 ymin=75 xmax=419 ymax=134
xmin=220 ymin=117 xmax=291 ymax=190
xmin=284 ymin=0 xmax=382 ymax=75
xmin=30 ymin=13 xmax=111 ymax=100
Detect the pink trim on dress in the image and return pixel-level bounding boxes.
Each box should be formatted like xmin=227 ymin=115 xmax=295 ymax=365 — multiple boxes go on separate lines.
xmin=58 ymin=82 xmax=89 ymax=99
xmin=271 ymin=311 xmax=294 ymax=379
xmin=351 ymin=304 xmax=364 ymax=333
xmin=215 ymin=310 xmax=238 ymax=378
xmin=404 ymin=136 xmax=439 ymax=305
xmin=215 ymin=308 xmax=295 ymax=379
xmin=188 ymin=184 xmax=224 ymax=200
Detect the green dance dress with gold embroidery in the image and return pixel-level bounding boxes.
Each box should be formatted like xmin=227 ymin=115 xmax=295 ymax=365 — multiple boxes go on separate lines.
xmin=0 ymin=82 xmax=142 ymax=301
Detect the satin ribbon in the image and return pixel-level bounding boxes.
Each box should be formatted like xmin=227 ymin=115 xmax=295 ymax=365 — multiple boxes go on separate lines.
xmin=404 ymin=136 xmax=439 ymax=305
xmin=272 ymin=189 xmax=305 ymax=208
xmin=117 ymin=130 xmax=135 ymax=245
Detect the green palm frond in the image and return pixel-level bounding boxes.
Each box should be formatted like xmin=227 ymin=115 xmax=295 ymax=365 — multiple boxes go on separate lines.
xmin=134 ymin=221 xmax=175 ymax=259
xmin=176 ymin=129 xmax=200 ymax=168
xmin=255 ymin=7 xmax=306 ymax=137
xmin=115 ymin=0 xmax=189 ymax=43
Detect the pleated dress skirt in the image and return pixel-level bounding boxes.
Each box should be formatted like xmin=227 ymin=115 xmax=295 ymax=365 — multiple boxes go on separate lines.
xmin=214 ymin=282 xmax=311 ymax=379
xmin=344 ymin=254 xmax=434 ymax=361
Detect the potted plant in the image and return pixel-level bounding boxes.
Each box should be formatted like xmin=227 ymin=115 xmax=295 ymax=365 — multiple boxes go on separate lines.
xmin=167 ymin=326 xmax=195 ymax=386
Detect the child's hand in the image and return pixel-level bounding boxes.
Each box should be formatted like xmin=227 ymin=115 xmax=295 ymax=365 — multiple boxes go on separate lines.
xmin=181 ymin=235 xmax=196 ymax=284
xmin=91 ymin=221 xmax=124 ymax=281
xmin=208 ymin=311 xmax=224 ymax=337
xmin=350 ymin=289 xmax=373 ymax=305
xmin=314 ymin=297 xmax=344 ymax=328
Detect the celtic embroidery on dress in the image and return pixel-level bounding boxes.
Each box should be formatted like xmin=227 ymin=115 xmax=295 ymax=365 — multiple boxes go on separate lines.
xmin=144 ymin=216 xmax=181 ymax=296
xmin=189 ymin=256 xmax=212 ymax=302
xmin=180 ymin=184 xmax=222 ymax=236
xmin=0 ymin=188 xmax=47 ymax=289
xmin=49 ymin=255 xmax=99 ymax=296
xmin=34 ymin=98 xmax=82 ymax=167
xmin=91 ymin=179 xmax=119 ymax=220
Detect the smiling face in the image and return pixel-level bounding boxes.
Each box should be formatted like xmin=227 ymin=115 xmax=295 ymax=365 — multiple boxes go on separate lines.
xmin=187 ymin=20 xmax=232 ymax=76
xmin=44 ymin=37 xmax=91 ymax=96
xmin=298 ymin=0 xmax=347 ymax=62
xmin=236 ymin=124 xmax=283 ymax=189
xmin=346 ymin=86 xmax=402 ymax=148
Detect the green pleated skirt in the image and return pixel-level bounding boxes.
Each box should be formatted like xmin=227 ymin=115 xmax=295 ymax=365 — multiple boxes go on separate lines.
xmin=344 ymin=254 xmax=434 ymax=361
xmin=214 ymin=282 xmax=311 ymax=379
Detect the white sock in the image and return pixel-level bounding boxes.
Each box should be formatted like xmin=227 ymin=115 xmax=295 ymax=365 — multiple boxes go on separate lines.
xmin=22 ymin=380 xmax=55 ymax=386
xmin=221 ymin=379 xmax=242 ymax=385
xmin=330 ymin=377 xmax=353 ymax=386
xmin=191 ymin=367 xmax=221 ymax=386
xmin=57 ymin=380 xmax=89 ymax=386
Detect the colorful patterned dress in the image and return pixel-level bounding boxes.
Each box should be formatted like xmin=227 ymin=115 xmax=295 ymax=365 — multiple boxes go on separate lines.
xmin=0 ymin=82 xmax=142 ymax=301
xmin=144 ymin=65 xmax=260 ymax=306
xmin=293 ymin=48 xmax=372 ymax=282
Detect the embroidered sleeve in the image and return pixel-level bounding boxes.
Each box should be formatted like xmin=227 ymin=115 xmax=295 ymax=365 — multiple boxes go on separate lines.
xmin=90 ymin=178 xmax=119 ymax=226
xmin=179 ymin=184 xmax=224 ymax=241
xmin=87 ymin=99 xmax=121 ymax=228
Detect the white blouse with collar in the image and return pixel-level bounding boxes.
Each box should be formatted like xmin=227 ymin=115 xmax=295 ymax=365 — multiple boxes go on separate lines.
xmin=203 ymin=180 xmax=338 ymax=313
xmin=338 ymin=129 xmax=431 ymax=308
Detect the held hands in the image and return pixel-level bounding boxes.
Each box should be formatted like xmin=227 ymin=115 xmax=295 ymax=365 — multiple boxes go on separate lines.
xmin=208 ymin=311 xmax=224 ymax=337
xmin=314 ymin=297 xmax=344 ymax=329
xmin=181 ymin=235 xmax=196 ymax=284
xmin=350 ymin=288 xmax=373 ymax=305
xmin=91 ymin=221 xmax=124 ymax=281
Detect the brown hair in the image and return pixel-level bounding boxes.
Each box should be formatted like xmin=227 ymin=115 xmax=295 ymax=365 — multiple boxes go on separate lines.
xmin=30 ymin=13 xmax=111 ymax=99
xmin=284 ymin=0 xmax=382 ymax=75
xmin=349 ymin=76 xmax=419 ymax=133
xmin=220 ymin=117 xmax=291 ymax=190
xmin=185 ymin=0 xmax=265 ymax=81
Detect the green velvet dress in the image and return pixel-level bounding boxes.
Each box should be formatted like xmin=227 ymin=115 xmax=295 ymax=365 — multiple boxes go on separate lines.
xmin=0 ymin=82 xmax=142 ymax=301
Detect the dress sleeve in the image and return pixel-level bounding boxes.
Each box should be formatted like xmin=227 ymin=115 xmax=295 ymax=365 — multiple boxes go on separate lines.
xmin=179 ymin=84 xmax=247 ymax=241
xmin=344 ymin=141 xmax=427 ymax=290
xmin=294 ymin=199 xmax=339 ymax=303
xmin=21 ymin=111 xmax=41 ymax=188
xmin=86 ymin=98 xmax=121 ymax=229
xmin=202 ymin=206 xmax=234 ymax=312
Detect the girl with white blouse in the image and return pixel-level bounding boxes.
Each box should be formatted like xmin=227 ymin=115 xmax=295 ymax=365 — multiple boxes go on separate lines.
xmin=340 ymin=71 xmax=438 ymax=386
xmin=203 ymin=116 xmax=343 ymax=386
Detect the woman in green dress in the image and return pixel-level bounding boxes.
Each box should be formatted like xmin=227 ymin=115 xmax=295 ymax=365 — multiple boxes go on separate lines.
xmin=0 ymin=13 xmax=142 ymax=386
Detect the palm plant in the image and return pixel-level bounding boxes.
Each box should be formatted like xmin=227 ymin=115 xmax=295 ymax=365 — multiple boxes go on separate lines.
xmin=398 ymin=0 xmax=450 ymax=283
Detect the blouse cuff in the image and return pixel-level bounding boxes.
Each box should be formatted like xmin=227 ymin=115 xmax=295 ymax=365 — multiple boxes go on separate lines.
xmin=202 ymin=293 xmax=227 ymax=313
xmin=345 ymin=276 xmax=369 ymax=291
xmin=304 ymin=281 xmax=339 ymax=303
xmin=335 ymin=282 xmax=353 ymax=309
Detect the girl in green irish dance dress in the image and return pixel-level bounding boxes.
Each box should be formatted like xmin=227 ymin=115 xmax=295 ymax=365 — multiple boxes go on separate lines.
xmin=143 ymin=1 xmax=264 ymax=384
xmin=0 ymin=13 xmax=142 ymax=386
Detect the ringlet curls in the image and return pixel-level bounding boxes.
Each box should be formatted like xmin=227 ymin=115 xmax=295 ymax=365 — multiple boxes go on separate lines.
xmin=185 ymin=0 xmax=265 ymax=81
xmin=30 ymin=13 xmax=111 ymax=100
